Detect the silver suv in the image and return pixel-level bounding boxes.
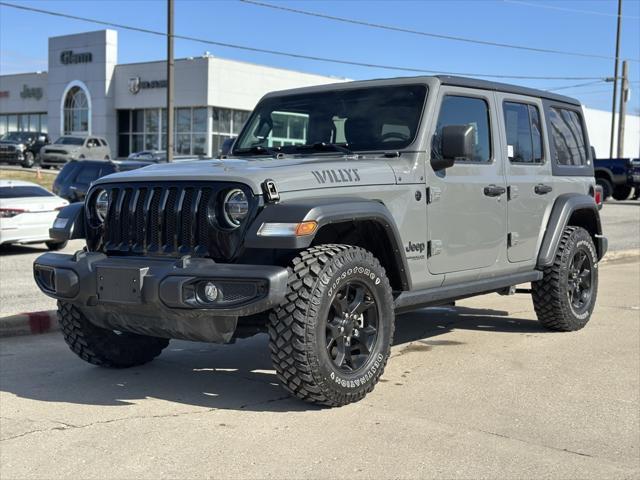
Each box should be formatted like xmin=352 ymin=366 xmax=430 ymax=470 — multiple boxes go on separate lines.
xmin=34 ymin=76 xmax=606 ymax=407
xmin=40 ymin=135 xmax=111 ymax=168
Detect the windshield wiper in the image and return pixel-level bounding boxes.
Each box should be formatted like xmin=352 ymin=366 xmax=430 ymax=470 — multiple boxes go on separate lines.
xmin=233 ymin=145 xmax=282 ymax=157
xmin=295 ymin=142 xmax=354 ymax=155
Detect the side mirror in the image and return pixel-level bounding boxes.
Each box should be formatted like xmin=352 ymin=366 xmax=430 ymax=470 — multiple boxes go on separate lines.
xmin=432 ymin=124 xmax=476 ymax=171
xmin=220 ymin=138 xmax=235 ymax=157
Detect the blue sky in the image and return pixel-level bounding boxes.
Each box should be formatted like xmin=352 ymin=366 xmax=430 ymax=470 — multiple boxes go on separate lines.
xmin=1 ymin=0 xmax=639 ymax=112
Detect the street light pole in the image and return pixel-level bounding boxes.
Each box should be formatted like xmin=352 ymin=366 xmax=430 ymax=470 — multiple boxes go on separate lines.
xmin=166 ymin=0 xmax=174 ymax=162
xmin=608 ymin=0 xmax=623 ymax=158
xmin=617 ymin=60 xmax=629 ymax=158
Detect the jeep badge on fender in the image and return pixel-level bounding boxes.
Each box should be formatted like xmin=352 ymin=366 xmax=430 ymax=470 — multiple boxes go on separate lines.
xmin=34 ymin=76 xmax=606 ymax=407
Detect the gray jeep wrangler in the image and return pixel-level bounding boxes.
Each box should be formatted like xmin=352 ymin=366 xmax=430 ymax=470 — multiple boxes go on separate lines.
xmin=34 ymin=76 xmax=607 ymax=407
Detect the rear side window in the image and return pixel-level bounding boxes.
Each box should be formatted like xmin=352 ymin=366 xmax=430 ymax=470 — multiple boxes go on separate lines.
xmin=0 ymin=186 xmax=53 ymax=198
xmin=434 ymin=95 xmax=491 ymax=163
xmin=503 ymin=102 xmax=543 ymax=164
xmin=75 ymin=165 xmax=102 ymax=184
xmin=56 ymin=162 xmax=80 ymax=183
xmin=549 ymin=107 xmax=587 ymax=166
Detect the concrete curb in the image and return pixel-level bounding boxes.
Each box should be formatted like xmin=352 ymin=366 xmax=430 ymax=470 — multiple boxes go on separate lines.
xmin=0 ymin=311 xmax=59 ymax=338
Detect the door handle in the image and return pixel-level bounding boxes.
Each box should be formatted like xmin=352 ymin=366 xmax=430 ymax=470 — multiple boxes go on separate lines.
xmin=483 ymin=184 xmax=507 ymax=197
xmin=534 ymin=184 xmax=553 ymax=195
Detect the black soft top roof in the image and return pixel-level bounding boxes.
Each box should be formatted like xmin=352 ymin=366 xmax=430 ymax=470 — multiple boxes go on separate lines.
xmin=436 ymin=76 xmax=581 ymax=106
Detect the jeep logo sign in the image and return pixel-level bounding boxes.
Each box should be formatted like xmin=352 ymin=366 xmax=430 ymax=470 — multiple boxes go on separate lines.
xmin=20 ymin=85 xmax=43 ymax=100
xmin=60 ymin=50 xmax=93 ymax=65
xmin=128 ymin=77 xmax=168 ymax=94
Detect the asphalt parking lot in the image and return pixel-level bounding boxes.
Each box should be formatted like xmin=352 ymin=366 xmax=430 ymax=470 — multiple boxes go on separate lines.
xmin=0 ymin=201 xmax=638 ymax=479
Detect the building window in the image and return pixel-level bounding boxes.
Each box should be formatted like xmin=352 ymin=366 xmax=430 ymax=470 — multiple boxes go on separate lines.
xmin=0 ymin=113 xmax=47 ymax=136
xmin=63 ymin=86 xmax=89 ymax=135
xmin=212 ymin=107 xmax=250 ymax=156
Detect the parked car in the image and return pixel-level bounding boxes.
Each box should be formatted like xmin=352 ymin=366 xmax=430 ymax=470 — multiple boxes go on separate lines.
xmin=36 ymin=76 xmax=606 ymax=407
xmin=128 ymin=149 xmax=209 ymax=163
xmin=594 ymin=157 xmax=640 ymax=200
xmin=53 ymin=159 xmax=152 ymax=202
xmin=0 ymin=131 xmax=50 ymax=168
xmin=0 ymin=180 xmax=68 ymax=250
xmin=39 ymin=136 xmax=111 ymax=169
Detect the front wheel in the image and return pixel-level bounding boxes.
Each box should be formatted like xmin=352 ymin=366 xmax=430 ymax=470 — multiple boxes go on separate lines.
xmin=532 ymin=226 xmax=598 ymax=331
xmin=21 ymin=151 xmax=35 ymax=168
xmin=268 ymin=245 xmax=395 ymax=407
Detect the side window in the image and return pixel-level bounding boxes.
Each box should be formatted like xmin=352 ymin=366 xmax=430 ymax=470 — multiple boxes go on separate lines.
xmin=75 ymin=165 xmax=101 ymax=184
xmin=433 ymin=95 xmax=491 ymax=163
xmin=549 ymin=107 xmax=587 ymax=166
xmin=503 ymin=101 xmax=543 ymax=164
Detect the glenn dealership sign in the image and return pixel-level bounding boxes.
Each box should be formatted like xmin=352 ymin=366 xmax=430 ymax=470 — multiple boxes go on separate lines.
xmin=60 ymin=50 xmax=93 ymax=65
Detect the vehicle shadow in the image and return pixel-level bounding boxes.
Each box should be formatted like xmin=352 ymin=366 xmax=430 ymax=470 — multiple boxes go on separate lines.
xmin=0 ymin=244 xmax=48 ymax=256
xmin=0 ymin=306 xmax=547 ymax=413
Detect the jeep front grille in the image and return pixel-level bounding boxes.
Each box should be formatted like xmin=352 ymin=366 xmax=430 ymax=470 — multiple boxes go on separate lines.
xmin=86 ymin=182 xmax=257 ymax=261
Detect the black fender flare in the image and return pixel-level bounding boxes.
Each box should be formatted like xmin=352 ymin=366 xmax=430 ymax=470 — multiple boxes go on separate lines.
xmin=537 ymin=193 xmax=606 ymax=267
xmin=244 ymin=197 xmax=411 ymax=290
xmin=49 ymin=202 xmax=85 ymax=243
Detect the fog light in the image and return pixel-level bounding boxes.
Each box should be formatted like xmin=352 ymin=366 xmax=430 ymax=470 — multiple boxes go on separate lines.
xmin=203 ymin=282 xmax=219 ymax=302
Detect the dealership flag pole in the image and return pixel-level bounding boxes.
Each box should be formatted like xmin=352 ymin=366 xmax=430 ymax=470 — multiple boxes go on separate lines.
xmin=166 ymin=0 xmax=174 ymax=162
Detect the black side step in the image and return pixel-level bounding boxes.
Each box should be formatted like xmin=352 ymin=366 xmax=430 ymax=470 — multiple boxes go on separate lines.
xmin=394 ymin=271 xmax=542 ymax=314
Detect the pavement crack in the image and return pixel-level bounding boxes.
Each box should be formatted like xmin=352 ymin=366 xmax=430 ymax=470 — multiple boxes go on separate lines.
xmin=238 ymin=394 xmax=291 ymax=410
xmin=477 ymin=428 xmax=593 ymax=458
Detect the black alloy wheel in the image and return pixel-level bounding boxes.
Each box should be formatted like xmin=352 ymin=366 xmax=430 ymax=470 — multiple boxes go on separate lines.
xmin=567 ymin=249 xmax=594 ymax=314
xmin=326 ymin=281 xmax=379 ymax=373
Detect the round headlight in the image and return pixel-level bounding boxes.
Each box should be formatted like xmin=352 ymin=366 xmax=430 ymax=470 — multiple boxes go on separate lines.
xmin=95 ymin=189 xmax=109 ymax=222
xmin=223 ymin=189 xmax=249 ymax=228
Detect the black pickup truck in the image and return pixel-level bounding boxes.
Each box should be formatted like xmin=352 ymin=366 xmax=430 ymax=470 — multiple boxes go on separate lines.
xmin=594 ymin=157 xmax=640 ymax=200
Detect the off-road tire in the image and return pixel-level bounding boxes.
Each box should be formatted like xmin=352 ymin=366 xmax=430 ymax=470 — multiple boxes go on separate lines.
xmin=612 ymin=185 xmax=632 ymax=201
xmin=596 ymin=177 xmax=613 ymax=200
xmin=532 ymin=226 xmax=598 ymax=331
xmin=268 ymin=245 xmax=395 ymax=407
xmin=22 ymin=151 xmax=35 ymax=168
xmin=46 ymin=240 xmax=67 ymax=251
xmin=58 ymin=301 xmax=169 ymax=368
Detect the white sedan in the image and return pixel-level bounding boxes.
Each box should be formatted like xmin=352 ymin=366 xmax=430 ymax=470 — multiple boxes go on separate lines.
xmin=0 ymin=180 xmax=69 ymax=250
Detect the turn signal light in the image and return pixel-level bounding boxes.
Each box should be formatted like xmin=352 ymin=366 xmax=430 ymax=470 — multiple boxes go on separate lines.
xmin=295 ymin=221 xmax=318 ymax=236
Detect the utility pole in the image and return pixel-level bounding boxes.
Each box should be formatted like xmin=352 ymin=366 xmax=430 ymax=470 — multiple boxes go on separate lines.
xmin=166 ymin=0 xmax=174 ymax=162
xmin=608 ymin=0 xmax=623 ymax=158
xmin=617 ymin=60 xmax=629 ymax=158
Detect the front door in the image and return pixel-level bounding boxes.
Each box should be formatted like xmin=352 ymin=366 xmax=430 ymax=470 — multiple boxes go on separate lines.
xmin=426 ymin=88 xmax=507 ymax=275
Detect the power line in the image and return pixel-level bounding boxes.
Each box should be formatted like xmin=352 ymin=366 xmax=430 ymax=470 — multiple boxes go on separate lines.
xmin=548 ymin=80 xmax=609 ymax=92
xmin=0 ymin=1 xmax=612 ymax=81
xmin=503 ymin=0 xmax=640 ymax=20
xmin=240 ymin=0 xmax=639 ymax=62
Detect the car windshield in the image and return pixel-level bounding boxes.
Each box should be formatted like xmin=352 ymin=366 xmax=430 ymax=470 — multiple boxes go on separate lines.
xmin=233 ymin=85 xmax=427 ymax=155
xmin=1 ymin=132 xmax=33 ymax=143
xmin=54 ymin=137 xmax=85 ymax=146
xmin=0 ymin=185 xmax=54 ymax=198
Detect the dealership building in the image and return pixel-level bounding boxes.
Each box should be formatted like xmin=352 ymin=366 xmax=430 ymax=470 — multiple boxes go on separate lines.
xmin=1 ymin=29 xmax=638 ymax=158
xmin=0 ymin=29 xmax=343 ymax=158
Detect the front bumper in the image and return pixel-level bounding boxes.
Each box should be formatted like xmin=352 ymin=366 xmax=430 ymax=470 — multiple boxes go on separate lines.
xmin=0 ymin=150 xmax=24 ymax=163
xmin=40 ymin=154 xmax=70 ymax=166
xmin=33 ymin=251 xmax=288 ymax=343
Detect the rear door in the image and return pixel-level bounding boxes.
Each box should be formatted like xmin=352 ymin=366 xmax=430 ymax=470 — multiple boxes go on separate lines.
xmin=496 ymin=94 xmax=556 ymax=263
xmin=426 ymin=87 xmax=507 ymax=275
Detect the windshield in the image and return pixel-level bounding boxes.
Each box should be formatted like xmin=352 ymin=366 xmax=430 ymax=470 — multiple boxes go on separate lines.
xmin=1 ymin=132 xmax=33 ymax=143
xmin=234 ymin=85 xmax=427 ymax=155
xmin=54 ymin=137 xmax=85 ymax=146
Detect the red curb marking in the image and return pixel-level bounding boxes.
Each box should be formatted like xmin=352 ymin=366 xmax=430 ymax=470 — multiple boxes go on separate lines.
xmin=28 ymin=312 xmax=52 ymax=334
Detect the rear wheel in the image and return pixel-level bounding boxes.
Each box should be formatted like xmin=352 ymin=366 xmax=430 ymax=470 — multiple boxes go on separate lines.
xmin=58 ymin=301 xmax=169 ymax=368
xmin=268 ymin=245 xmax=394 ymax=407
xmin=532 ymin=226 xmax=598 ymax=331
xmin=612 ymin=185 xmax=632 ymax=201
xmin=596 ymin=177 xmax=613 ymax=200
